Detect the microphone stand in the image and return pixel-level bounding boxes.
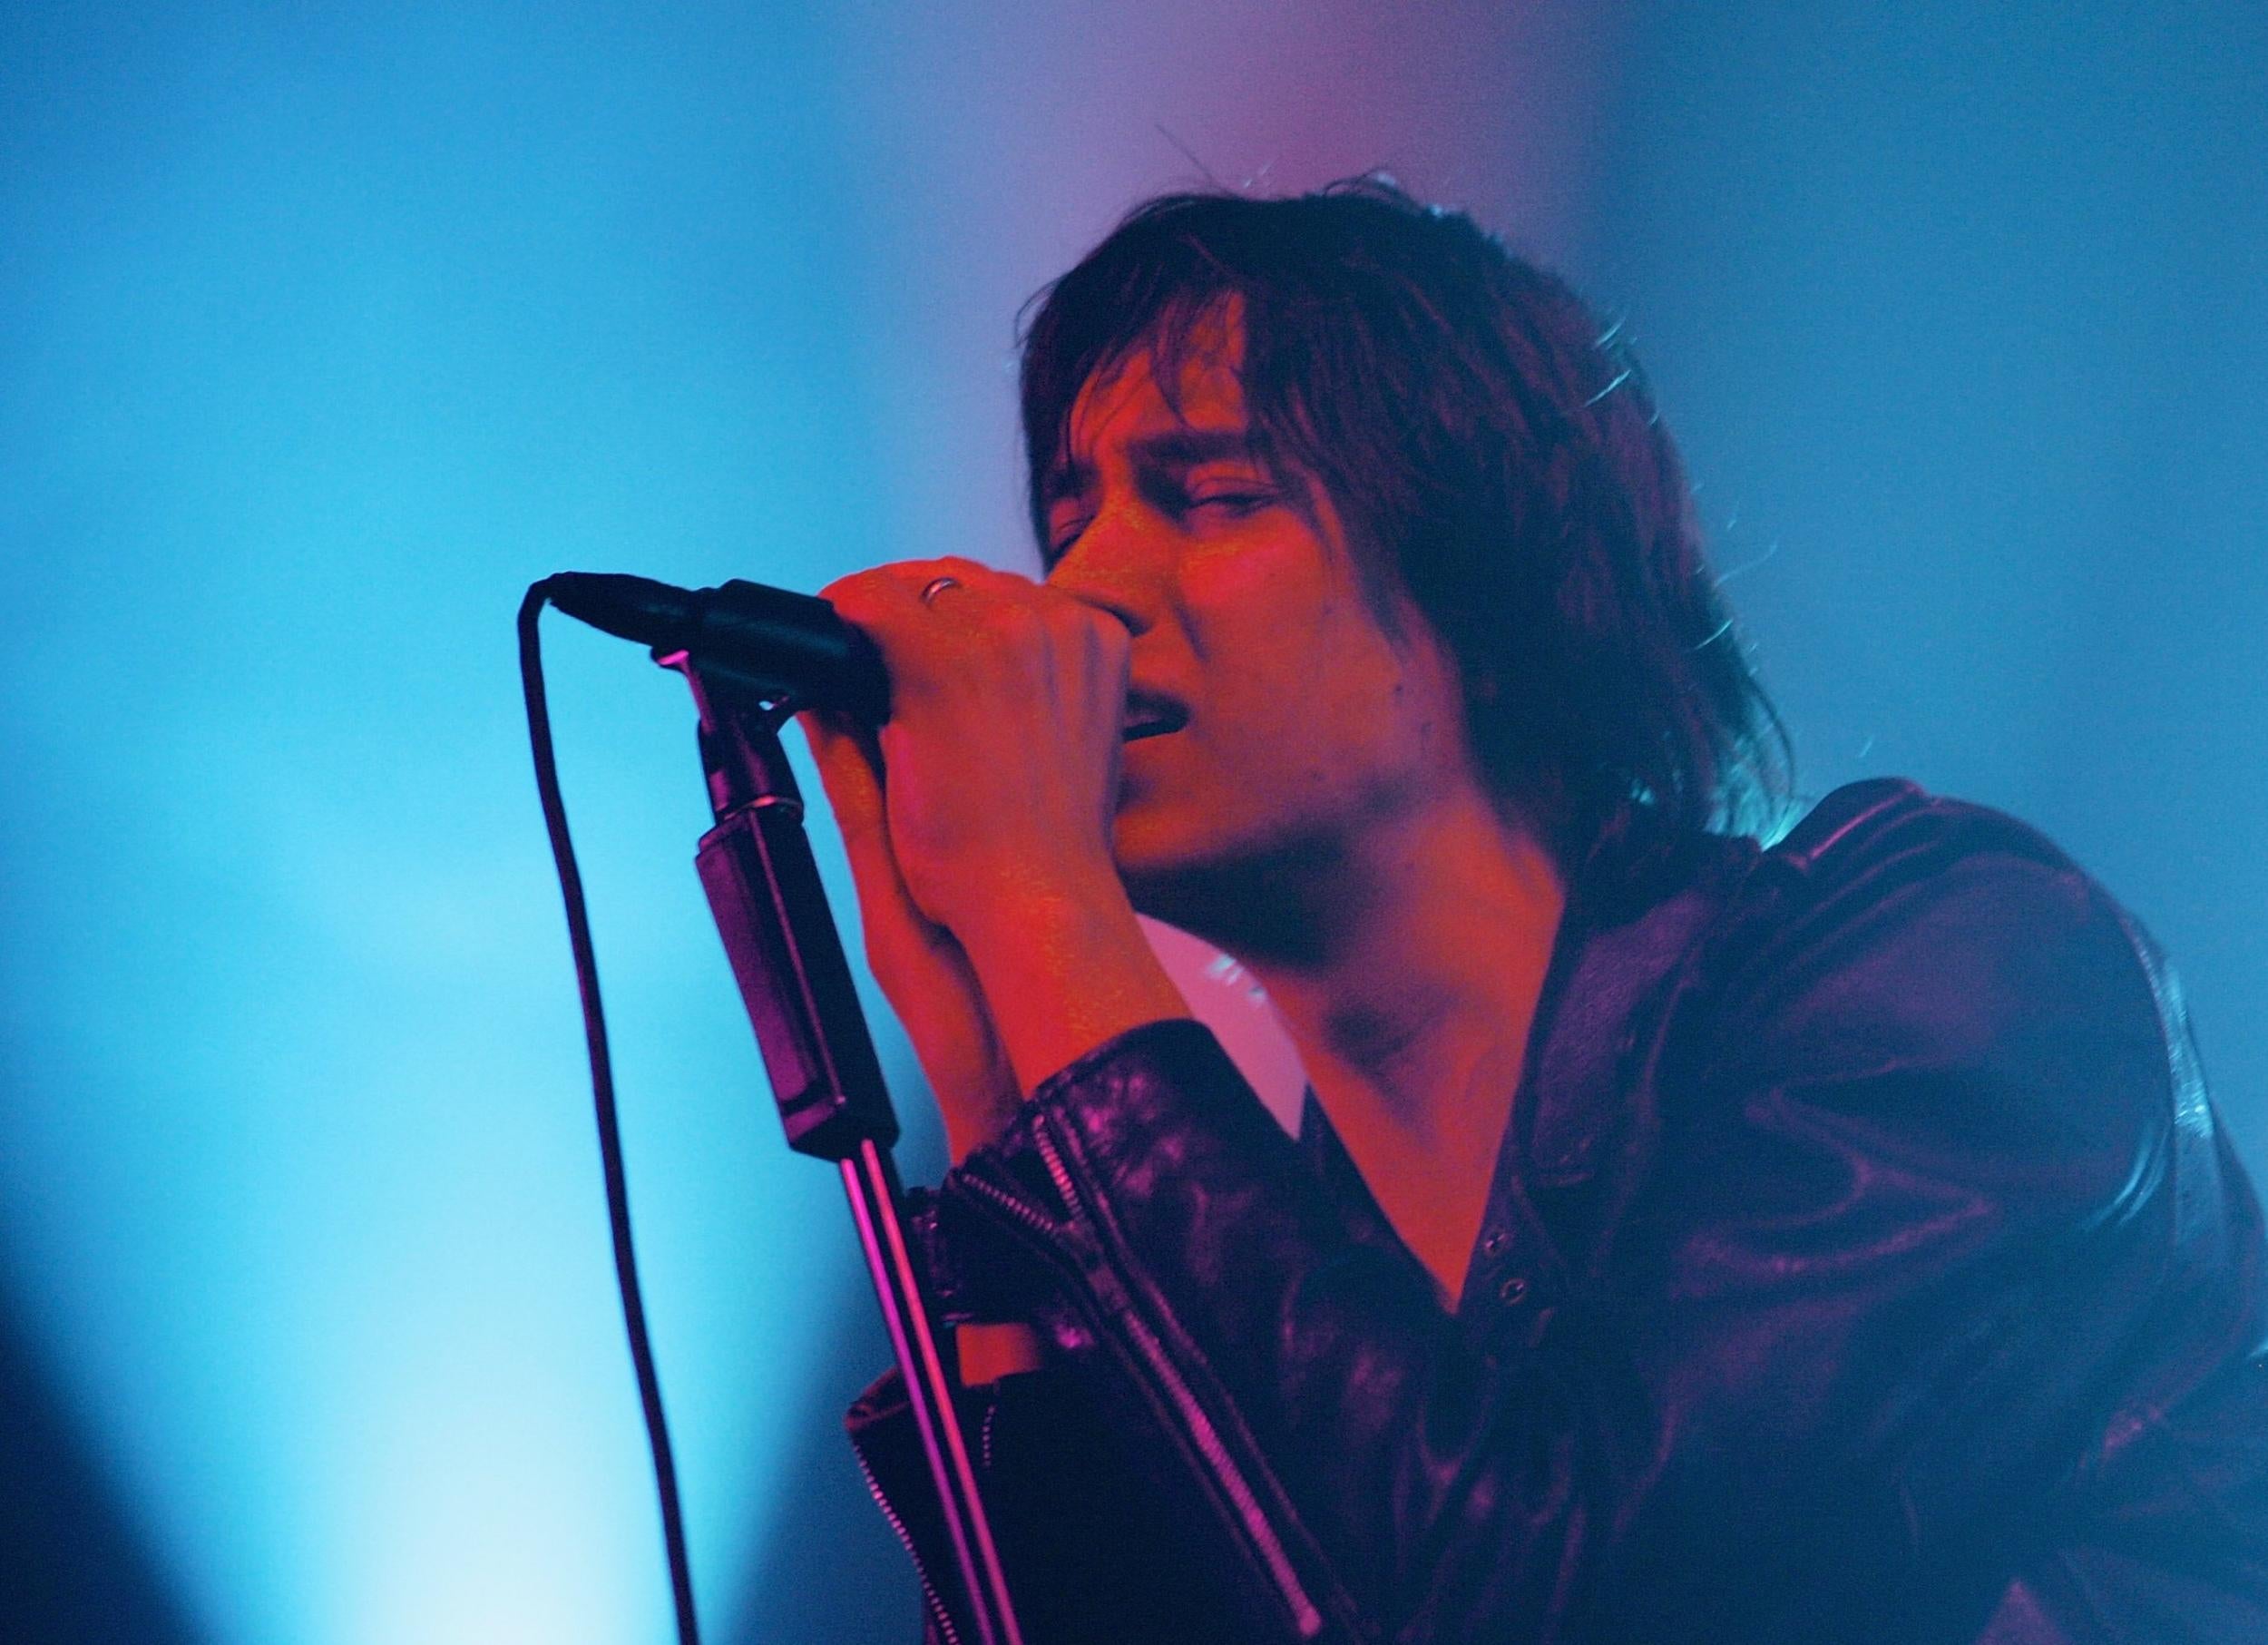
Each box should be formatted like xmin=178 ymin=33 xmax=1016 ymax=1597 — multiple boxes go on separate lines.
xmin=659 ymin=650 xmax=1024 ymax=1645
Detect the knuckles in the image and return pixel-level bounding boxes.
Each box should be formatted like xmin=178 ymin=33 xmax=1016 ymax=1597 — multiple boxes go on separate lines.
xmin=817 ymin=568 xmax=914 ymax=628
xmin=823 ymin=558 xmax=1126 ymax=679
xmin=972 ymin=600 xmax=1046 ymax=645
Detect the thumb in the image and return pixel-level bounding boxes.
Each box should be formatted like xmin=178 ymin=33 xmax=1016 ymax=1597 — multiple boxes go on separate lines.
xmin=796 ymin=708 xmax=963 ymax=999
xmin=795 ymin=707 xmax=935 ymax=945
xmin=796 ymin=709 xmax=886 ymax=844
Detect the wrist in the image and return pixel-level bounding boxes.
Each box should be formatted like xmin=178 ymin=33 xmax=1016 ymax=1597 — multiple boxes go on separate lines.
xmin=957 ymin=1322 xmax=1045 ymax=1385
xmin=955 ymin=886 xmax=1191 ymax=1097
xmin=941 ymin=1096 xmax=1017 ymax=1166
xmin=951 ymin=872 xmax=1123 ymax=955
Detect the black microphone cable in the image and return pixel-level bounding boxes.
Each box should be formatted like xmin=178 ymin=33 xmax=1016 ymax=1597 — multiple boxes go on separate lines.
xmin=518 ymin=582 xmax=701 ymax=1645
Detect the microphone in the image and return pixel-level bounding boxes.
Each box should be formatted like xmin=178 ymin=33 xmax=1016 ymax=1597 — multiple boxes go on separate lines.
xmin=543 ymin=573 xmax=889 ymax=722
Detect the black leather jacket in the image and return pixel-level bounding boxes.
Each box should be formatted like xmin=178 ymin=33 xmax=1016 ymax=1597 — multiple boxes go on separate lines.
xmin=847 ymin=780 xmax=2268 ymax=1642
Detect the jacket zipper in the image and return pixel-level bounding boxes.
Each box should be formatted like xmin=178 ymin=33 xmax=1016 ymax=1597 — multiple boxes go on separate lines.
xmin=1029 ymin=1120 xmax=1328 ymax=1640
xmin=852 ymin=1429 xmax=963 ymax=1645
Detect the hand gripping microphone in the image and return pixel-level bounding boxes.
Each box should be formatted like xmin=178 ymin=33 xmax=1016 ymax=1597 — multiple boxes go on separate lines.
xmin=543 ymin=572 xmax=889 ymax=721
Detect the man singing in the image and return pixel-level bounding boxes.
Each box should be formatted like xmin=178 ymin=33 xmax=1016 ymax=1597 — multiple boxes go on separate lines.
xmin=803 ymin=180 xmax=2268 ymax=1642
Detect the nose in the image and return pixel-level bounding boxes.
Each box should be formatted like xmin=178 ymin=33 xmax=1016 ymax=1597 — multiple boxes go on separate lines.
xmin=1046 ymin=499 xmax=1168 ymax=636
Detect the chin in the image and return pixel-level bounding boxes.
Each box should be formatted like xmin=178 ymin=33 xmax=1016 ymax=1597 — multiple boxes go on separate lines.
xmin=1110 ymin=810 xmax=1184 ymax=898
xmin=1112 ymin=803 xmax=1325 ymax=942
xmin=1112 ymin=805 xmax=1220 ymax=916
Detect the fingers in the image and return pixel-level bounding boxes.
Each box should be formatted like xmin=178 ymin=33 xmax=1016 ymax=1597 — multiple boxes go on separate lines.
xmin=821 ymin=562 xmax=1126 ymax=763
xmin=807 ymin=553 xmax=1132 ymax=941
xmin=820 ymin=556 xmax=1031 ymax=631
xmin=822 ymin=556 xmax=1115 ymax=651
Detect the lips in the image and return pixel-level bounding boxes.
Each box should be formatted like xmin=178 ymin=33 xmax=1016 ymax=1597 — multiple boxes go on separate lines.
xmin=1121 ymin=693 xmax=1189 ymax=741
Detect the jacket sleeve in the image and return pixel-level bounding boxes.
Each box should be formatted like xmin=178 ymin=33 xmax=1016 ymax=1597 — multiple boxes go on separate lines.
xmin=926 ymin=795 xmax=2203 ymax=1643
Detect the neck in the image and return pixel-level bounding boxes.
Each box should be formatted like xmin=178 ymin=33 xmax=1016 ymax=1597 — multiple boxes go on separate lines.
xmin=1196 ymin=782 xmax=1564 ymax=1304
xmin=1167 ymin=779 xmax=1567 ymax=1145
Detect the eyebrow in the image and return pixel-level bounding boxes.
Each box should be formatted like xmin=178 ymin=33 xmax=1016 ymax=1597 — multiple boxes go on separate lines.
xmin=1042 ymin=427 xmax=1264 ymax=508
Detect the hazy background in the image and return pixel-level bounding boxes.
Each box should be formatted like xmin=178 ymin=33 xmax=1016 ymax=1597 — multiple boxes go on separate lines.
xmin=4 ymin=3 xmax=2261 ymax=1640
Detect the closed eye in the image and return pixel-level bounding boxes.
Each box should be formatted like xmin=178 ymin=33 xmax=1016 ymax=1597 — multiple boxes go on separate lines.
xmin=1045 ymin=512 xmax=1091 ymax=563
xmin=1044 ymin=470 xmax=1280 ymax=566
xmin=1187 ymin=488 xmax=1276 ymax=514
xmin=1155 ymin=467 xmax=1279 ymax=520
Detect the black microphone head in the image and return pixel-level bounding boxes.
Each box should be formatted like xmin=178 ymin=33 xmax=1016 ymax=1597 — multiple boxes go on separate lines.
xmin=543 ymin=573 xmax=700 ymax=651
xmin=700 ymin=580 xmax=890 ymax=721
xmin=542 ymin=572 xmax=890 ymax=720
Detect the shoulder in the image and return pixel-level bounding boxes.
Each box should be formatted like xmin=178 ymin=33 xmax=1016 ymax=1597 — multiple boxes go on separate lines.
xmin=1761 ymin=776 xmax=2085 ymax=896
xmin=1695 ymin=778 xmax=2175 ymax=1217
xmin=1723 ymin=778 xmax=2139 ymax=1004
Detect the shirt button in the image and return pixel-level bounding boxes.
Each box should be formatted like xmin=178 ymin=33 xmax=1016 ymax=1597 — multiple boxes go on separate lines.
xmin=1481 ymin=1228 xmax=1510 ymax=1258
xmin=1498 ymin=1274 xmax=1530 ymax=1307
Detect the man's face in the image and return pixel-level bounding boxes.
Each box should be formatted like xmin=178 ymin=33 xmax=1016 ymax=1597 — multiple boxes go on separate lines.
xmin=1042 ymin=311 xmax=1479 ymax=918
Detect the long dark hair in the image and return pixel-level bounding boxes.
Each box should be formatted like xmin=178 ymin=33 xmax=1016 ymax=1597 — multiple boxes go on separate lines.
xmin=1019 ymin=177 xmax=1791 ymax=864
